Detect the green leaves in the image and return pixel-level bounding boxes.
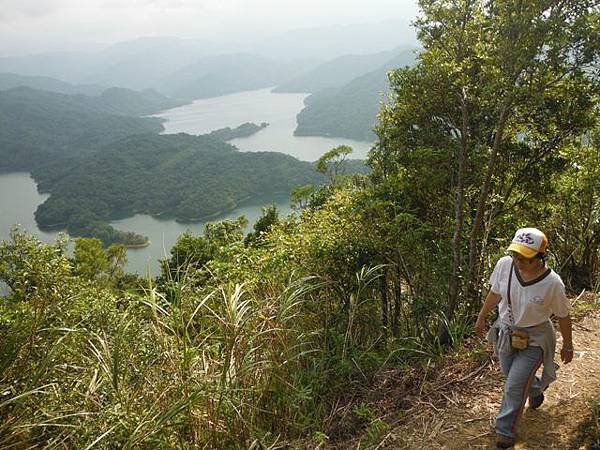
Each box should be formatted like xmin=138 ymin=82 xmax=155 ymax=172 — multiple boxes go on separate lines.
xmin=315 ymin=145 xmax=354 ymax=184
xmin=542 ymin=129 xmax=600 ymax=289
xmin=371 ymin=0 xmax=599 ymax=327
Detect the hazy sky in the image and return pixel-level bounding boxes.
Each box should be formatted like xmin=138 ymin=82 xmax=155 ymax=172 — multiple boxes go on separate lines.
xmin=0 ymin=0 xmax=421 ymax=56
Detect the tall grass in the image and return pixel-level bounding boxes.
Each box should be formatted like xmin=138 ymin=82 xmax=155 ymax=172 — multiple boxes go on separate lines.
xmin=1 ymin=260 xmax=339 ymax=447
xmin=1 ymin=231 xmax=431 ymax=448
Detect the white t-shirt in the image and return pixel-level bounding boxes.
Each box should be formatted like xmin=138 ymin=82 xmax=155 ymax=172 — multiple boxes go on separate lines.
xmin=489 ymin=255 xmax=571 ymax=327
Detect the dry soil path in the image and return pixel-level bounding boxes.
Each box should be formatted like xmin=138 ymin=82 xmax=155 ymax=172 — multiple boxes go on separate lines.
xmin=381 ymin=311 xmax=600 ymax=449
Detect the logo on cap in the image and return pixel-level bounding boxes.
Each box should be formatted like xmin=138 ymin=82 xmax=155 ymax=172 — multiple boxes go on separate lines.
xmin=514 ymin=232 xmax=535 ymax=245
xmin=507 ymin=227 xmax=548 ymax=258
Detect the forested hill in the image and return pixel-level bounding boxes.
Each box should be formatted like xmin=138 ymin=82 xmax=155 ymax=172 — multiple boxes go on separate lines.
xmin=294 ymin=49 xmax=417 ymax=141
xmin=90 ymin=87 xmax=187 ymax=115
xmin=0 ymin=87 xmax=174 ymax=171
xmin=33 ymin=132 xmax=324 ymax=235
xmin=273 ymin=48 xmax=402 ymax=94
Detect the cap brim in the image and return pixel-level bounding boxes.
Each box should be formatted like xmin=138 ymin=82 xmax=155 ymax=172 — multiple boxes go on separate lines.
xmin=507 ymin=243 xmax=538 ymax=259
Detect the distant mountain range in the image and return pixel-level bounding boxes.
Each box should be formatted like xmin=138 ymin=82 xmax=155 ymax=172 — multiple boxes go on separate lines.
xmin=0 ymin=37 xmax=225 ymax=89
xmin=0 ymin=19 xmax=416 ymax=97
xmin=273 ymin=48 xmax=403 ymax=94
xmin=155 ymin=53 xmax=306 ymax=100
xmin=0 ymin=72 xmax=104 ymax=96
xmin=0 ymin=48 xmax=311 ymax=100
xmin=0 ymin=41 xmax=420 ymax=156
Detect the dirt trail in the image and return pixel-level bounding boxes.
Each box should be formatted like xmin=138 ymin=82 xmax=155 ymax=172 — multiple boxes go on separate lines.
xmin=380 ymin=311 xmax=600 ymax=449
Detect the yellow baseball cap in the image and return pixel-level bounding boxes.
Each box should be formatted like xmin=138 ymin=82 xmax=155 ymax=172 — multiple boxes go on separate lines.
xmin=507 ymin=227 xmax=548 ymax=258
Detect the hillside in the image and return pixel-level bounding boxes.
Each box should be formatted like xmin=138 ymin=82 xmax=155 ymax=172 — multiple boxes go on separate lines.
xmin=33 ymin=132 xmax=324 ymax=234
xmin=0 ymin=87 xmax=164 ymax=171
xmin=273 ymin=48 xmax=401 ymax=94
xmin=344 ymin=307 xmax=600 ymax=449
xmin=310 ymin=298 xmax=600 ymax=449
xmin=294 ymin=49 xmax=417 ymax=141
xmin=91 ymin=87 xmax=187 ymax=115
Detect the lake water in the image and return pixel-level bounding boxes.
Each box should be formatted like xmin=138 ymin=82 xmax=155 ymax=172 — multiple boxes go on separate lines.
xmin=0 ymin=173 xmax=291 ymax=277
xmin=109 ymin=193 xmax=292 ymax=278
xmin=1 ymin=88 xmax=374 ymax=277
xmin=0 ymin=172 xmax=61 ymax=244
xmin=154 ymin=88 xmax=373 ymax=161
xmin=0 ymin=173 xmax=62 ymax=296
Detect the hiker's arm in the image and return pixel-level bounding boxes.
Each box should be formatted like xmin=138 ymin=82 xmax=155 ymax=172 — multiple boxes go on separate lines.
xmin=475 ymin=290 xmax=502 ymax=337
xmin=557 ymin=315 xmax=573 ymax=364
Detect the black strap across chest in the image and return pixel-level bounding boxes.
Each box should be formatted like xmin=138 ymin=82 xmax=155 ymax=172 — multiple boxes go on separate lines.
xmin=507 ymin=262 xmax=515 ymax=325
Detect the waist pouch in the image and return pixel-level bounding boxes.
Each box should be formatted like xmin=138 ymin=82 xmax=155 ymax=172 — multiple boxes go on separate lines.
xmin=511 ymin=329 xmax=529 ymax=350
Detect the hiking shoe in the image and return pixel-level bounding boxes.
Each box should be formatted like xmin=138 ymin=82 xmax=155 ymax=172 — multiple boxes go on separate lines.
xmin=529 ymin=392 xmax=544 ymax=409
xmin=496 ymin=434 xmax=516 ymax=448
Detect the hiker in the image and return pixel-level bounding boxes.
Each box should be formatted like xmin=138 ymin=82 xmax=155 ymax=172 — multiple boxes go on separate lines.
xmin=474 ymin=227 xmax=573 ymax=449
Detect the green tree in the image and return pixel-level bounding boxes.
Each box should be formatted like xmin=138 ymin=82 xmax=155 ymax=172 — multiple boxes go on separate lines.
xmin=244 ymin=205 xmax=279 ymax=247
xmin=205 ymin=216 xmax=248 ymax=247
xmin=371 ymin=0 xmax=599 ymax=340
xmin=106 ymin=243 xmax=127 ymax=279
xmin=543 ymin=128 xmax=600 ymax=290
xmin=291 ymin=184 xmax=315 ymax=210
xmin=159 ymin=232 xmax=216 ymax=282
xmin=73 ymin=237 xmax=127 ymax=281
xmin=316 ymin=145 xmax=353 ymax=185
xmin=73 ymin=238 xmax=109 ymax=279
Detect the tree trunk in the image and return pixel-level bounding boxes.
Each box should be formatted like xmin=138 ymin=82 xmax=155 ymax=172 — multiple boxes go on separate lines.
xmin=442 ymin=89 xmax=469 ymax=344
xmin=392 ymin=262 xmax=402 ymax=337
xmin=466 ymin=104 xmax=510 ymax=303
xmin=380 ymin=268 xmax=389 ymax=332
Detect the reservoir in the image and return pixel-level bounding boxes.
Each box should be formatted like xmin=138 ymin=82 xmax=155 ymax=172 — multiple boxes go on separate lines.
xmin=1 ymin=88 xmax=374 ymax=276
xmin=154 ymin=88 xmax=373 ymax=161
xmin=0 ymin=173 xmax=291 ymax=277
xmin=109 ymin=193 xmax=292 ymax=278
xmin=0 ymin=172 xmax=61 ymax=245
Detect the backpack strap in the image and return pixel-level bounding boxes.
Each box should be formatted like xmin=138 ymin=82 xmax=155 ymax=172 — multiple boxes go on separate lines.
xmin=507 ymin=262 xmax=515 ymax=325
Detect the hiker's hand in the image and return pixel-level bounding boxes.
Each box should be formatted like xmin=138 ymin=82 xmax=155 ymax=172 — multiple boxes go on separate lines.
xmin=561 ymin=346 xmax=574 ymax=364
xmin=474 ymin=317 xmax=486 ymax=337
